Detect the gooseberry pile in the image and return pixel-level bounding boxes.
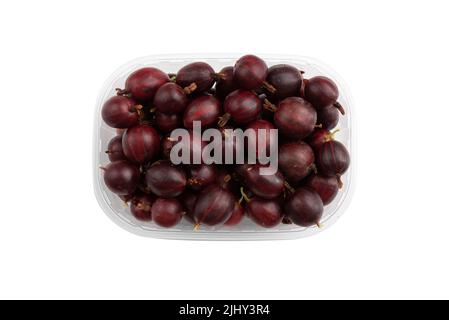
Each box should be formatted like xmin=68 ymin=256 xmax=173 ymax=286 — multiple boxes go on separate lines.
xmin=100 ymin=55 xmax=350 ymax=230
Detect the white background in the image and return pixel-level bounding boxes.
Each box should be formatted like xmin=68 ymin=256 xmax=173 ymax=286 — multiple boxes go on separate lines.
xmin=0 ymin=0 xmax=448 ymax=300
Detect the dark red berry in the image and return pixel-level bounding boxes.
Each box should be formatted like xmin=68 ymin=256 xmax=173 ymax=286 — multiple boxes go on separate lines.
xmin=219 ymin=90 xmax=262 ymax=126
xmin=306 ymin=128 xmax=332 ymax=151
xmin=125 ymin=67 xmax=169 ymax=101
xmin=305 ymin=76 xmax=342 ymax=112
xmin=215 ymin=66 xmax=236 ymax=99
xmin=243 ymin=164 xmax=285 ymax=200
xmin=145 ymin=161 xmax=186 ymax=197
xmin=284 ymin=188 xmax=323 ymax=227
xmin=224 ymin=202 xmax=245 ymax=226
xmin=101 ymin=96 xmax=141 ymax=128
xmin=106 ymin=135 xmax=126 ymax=162
xmin=130 ymin=193 xmax=154 ymax=221
xmin=317 ymin=105 xmax=339 ymax=129
xmin=122 ymin=124 xmax=160 ymax=164
xmin=176 ymin=62 xmax=216 ymax=93
xmin=154 ymin=82 xmax=189 ymax=114
xmin=163 ymin=130 xmax=207 ymax=164
xmin=155 ymin=111 xmax=181 ymax=133
xmin=247 ymin=197 xmax=283 ymax=228
xmin=193 ymin=184 xmax=235 ymax=227
xmin=305 ymin=174 xmax=339 ymax=205
xmin=188 ymin=164 xmax=218 ymax=191
xmin=151 ymin=198 xmax=183 ymax=228
xmin=234 ymin=55 xmax=268 ymax=90
xmin=179 ymin=190 xmax=198 ymax=223
xmin=272 ymin=97 xmax=317 ymax=139
xmin=316 ymin=140 xmax=350 ymax=180
xmin=102 ymin=160 xmax=140 ymax=195
xmin=279 ymin=142 xmax=315 ymax=183
xmin=183 ymin=95 xmax=221 ymax=129
xmin=266 ymin=64 xmax=301 ymax=101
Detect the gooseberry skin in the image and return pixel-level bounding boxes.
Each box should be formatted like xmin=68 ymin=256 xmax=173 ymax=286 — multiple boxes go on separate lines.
xmin=305 ymin=174 xmax=339 ymax=205
xmin=106 ymin=135 xmax=127 ymax=162
xmin=317 ymin=105 xmax=339 ymax=129
xmin=154 ymin=82 xmax=188 ymax=114
xmin=224 ymin=202 xmax=245 ymax=226
xmin=122 ymin=124 xmax=160 ymax=164
xmin=266 ymin=64 xmax=301 ymax=101
xmin=151 ymin=198 xmax=183 ymax=228
xmin=130 ymin=193 xmax=154 ymax=221
xmin=155 ymin=111 xmax=181 ymax=133
xmin=243 ymin=164 xmax=285 ymax=200
xmin=103 ymin=160 xmax=140 ymax=195
xmin=125 ymin=67 xmax=169 ymax=101
xmin=247 ymin=197 xmax=283 ymax=228
xmin=101 ymin=96 xmax=140 ymax=128
xmin=304 ymin=76 xmax=339 ymax=109
xmin=284 ymin=188 xmax=324 ymax=227
xmin=274 ymin=97 xmax=317 ymax=140
xmin=278 ymin=142 xmax=315 ymax=184
xmin=183 ymin=95 xmax=221 ymax=129
xmin=193 ymin=184 xmax=235 ymax=226
xmin=176 ymin=62 xmax=216 ymax=93
xmin=246 ymin=119 xmax=276 ymax=159
xmin=179 ymin=190 xmax=198 ymax=223
xmin=145 ymin=161 xmax=186 ymax=198
xmin=317 ymin=140 xmax=350 ymax=177
xmin=188 ymin=164 xmax=218 ymax=191
xmin=223 ymin=90 xmax=262 ymax=125
xmin=215 ymin=66 xmax=236 ymax=99
xmin=234 ymin=54 xmax=268 ymax=90
xmin=306 ymin=128 xmax=332 ymax=151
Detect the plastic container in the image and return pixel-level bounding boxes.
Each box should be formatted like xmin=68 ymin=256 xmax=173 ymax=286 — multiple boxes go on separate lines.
xmin=93 ymin=54 xmax=354 ymax=240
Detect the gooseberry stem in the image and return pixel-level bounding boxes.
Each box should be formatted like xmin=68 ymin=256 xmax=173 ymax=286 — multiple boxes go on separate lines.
xmin=262 ymin=81 xmax=276 ymax=93
xmin=263 ymin=99 xmax=277 ymax=112
xmin=115 ymin=88 xmax=130 ymax=96
xmin=334 ymin=102 xmax=345 ymax=115
xmin=183 ymin=82 xmax=197 ymax=94
xmin=218 ymin=113 xmax=231 ymax=127
xmin=240 ymin=187 xmax=251 ymax=203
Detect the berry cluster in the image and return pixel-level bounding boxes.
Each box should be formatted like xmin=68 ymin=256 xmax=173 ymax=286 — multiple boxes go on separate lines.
xmin=100 ymin=55 xmax=350 ymax=230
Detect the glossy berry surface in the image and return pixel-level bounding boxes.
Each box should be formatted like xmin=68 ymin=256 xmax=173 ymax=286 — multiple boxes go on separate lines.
xmin=155 ymin=111 xmax=181 ymax=133
xmin=145 ymin=161 xmax=186 ymax=197
xmin=243 ymin=164 xmax=285 ymax=200
xmin=224 ymin=202 xmax=245 ymax=226
xmin=215 ymin=66 xmax=236 ymax=99
xmin=176 ymin=62 xmax=216 ymax=93
xmin=222 ymin=90 xmax=262 ymax=125
xmin=101 ymin=96 xmax=140 ymax=128
xmin=234 ymin=55 xmax=268 ymax=90
xmin=304 ymin=76 xmax=338 ymax=109
xmin=130 ymin=193 xmax=154 ymax=221
xmin=266 ymin=64 xmax=301 ymax=101
xmin=193 ymin=184 xmax=235 ymax=226
xmin=154 ymin=82 xmax=188 ymax=114
xmin=103 ymin=160 xmax=140 ymax=195
xmin=125 ymin=67 xmax=169 ymax=101
xmin=183 ymin=95 xmax=221 ymax=129
xmin=151 ymin=198 xmax=183 ymax=228
xmin=247 ymin=197 xmax=283 ymax=228
xmin=106 ymin=135 xmax=126 ymax=162
xmin=188 ymin=164 xmax=218 ymax=191
xmin=317 ymin=105 xmax=339 ymax=129
xmin=278 ymin=142 xmax=315 ymax=183
xmin=122 ymin=124 xmax=160 ymax=164
xmin=306 ymin=128 xmax=332 ymax=151
xmin=274 ymin=97 xmax=317 ymax=139
xmin=317 ymin=140 xmax=350 ymax=177
xmin=284 ymin=188 xmax=323 ymax=227
xmin=305 ymin=174 xmax=339 ymax=205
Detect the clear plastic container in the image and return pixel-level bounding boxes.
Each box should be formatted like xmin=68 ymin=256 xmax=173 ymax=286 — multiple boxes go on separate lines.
xmin=93 ymin=54 xmax=354 ymax=240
